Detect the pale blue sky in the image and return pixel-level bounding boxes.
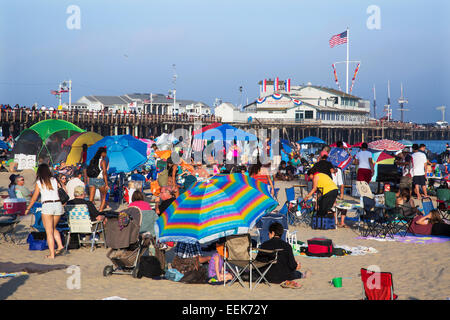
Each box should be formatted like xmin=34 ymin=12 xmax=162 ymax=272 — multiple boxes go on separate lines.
xmin=1 ymin=0 xmax=448 ymax=123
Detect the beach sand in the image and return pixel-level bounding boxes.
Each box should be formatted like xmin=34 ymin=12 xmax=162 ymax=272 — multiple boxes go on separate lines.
xmin=1 ymin=174 xmax=449 ymax=300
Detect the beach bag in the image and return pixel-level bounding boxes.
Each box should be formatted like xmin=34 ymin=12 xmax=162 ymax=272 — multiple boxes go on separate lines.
xmin=87 ymin=159 xmax=101 ymax=178
xmin=165 ymin=268 xmax=184 ymax=282
xmin=306 ymin=238 xmax=334 ymax=257
xmin=58 ymin=187 xmax=69 ymax=205
xmin=137 ymin=256 xmax=164 ymax=278
xmin=158 ymin=169 xmax=169 ymax=187
xmin=180 ymin=266 xmax=208 ymax=284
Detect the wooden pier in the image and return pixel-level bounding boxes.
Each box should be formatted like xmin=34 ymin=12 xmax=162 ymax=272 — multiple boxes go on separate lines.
xmin=1 ymin=109 xmax=448 ymax=145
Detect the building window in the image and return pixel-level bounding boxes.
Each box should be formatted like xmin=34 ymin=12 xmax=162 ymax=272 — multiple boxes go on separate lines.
xmin=305 ymin=111 xmax=314 ymax=119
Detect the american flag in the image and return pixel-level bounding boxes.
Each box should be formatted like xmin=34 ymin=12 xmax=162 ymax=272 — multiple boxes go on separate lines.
xmin=329 ymin=31 xmax=347 ymax=48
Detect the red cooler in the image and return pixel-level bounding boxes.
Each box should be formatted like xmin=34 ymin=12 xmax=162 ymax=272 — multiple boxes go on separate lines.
xmin=3 ymin=198 xmax=27 ymax=216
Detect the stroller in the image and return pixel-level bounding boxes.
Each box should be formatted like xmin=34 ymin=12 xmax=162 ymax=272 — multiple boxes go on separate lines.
xmin=102 ymin=207 xmax=152 ymax=278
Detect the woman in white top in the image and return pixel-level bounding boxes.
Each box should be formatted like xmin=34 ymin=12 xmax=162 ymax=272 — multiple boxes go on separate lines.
xmin=25 ymin=164 xmax=64 ymax=259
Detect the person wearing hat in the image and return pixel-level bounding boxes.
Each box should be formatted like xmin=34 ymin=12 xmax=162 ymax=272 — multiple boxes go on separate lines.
xmin=66 ymin=186 xmax=105 ymax=222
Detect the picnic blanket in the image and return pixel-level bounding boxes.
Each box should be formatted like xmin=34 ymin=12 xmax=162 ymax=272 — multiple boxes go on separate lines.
xmin=356 ymin=234 xmax=450 ymax=244
xmin=0 ymin=272 xmax=28 ymax=278
xmin=294 ymin=245 xmax=377 ymax=258
xmin=0 ymin=262 xmax=69 ymax=274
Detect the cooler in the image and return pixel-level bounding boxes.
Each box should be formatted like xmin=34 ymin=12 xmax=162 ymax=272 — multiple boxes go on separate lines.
xmin=3 ymin=198 xmax=27 ymax=216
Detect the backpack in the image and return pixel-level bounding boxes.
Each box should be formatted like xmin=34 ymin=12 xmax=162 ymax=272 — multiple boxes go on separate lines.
xmin=87 ymin=158 xmax=101 ymax=178
xmin=137 ymin=256 xmax=164 ymax=278
xmin=306 ymin=238 xmax=334 ymax=257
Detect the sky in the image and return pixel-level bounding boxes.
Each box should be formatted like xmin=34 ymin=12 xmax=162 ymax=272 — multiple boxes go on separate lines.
xmin=0 ymin=0 xmax=449 ymax=123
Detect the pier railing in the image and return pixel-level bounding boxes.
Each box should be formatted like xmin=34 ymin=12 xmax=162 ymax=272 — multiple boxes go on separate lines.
xmin=0 ymin=109 xmax=221 ymax=125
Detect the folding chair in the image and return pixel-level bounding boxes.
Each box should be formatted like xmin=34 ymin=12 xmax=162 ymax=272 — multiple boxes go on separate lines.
xmin=360 ymin=268 xmax=398 ymax=300
xmin=0 ymin=209 xmax=19 ymax=243
xmin=358 ymin=197 xmax=386 ymax=238
xmin=223 ymin=234 xmax=281 ymax=290
xmin=64 ymin=204 xmax=105 ymax=252
xmin=283 ymin=187 xmax=301 ymax=226
xmin=255 ymin=213 xmax=288 ymax=247
xmin=436 ymin=189 xmax=450 ymax=220
xmin=421 ymin=197 xmax=435 ymax=215
xmin=31 ymin=203 xmax=68 ymax=233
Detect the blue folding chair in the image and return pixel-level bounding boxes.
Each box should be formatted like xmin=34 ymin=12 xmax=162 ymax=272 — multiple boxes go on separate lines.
xmin=421 ymin=197 xmax=435 ymax=216
xmin=255 ymin=213 xmax=288 ymax=246
xmin=131 ymin=173 xmax=149 ymax=191
xmin=31 ymin=203 xmax=69 ymax=233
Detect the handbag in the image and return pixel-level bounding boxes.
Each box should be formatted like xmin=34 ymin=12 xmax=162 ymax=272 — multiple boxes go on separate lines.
xmin=58 ymin=187 xmax=69 ymax=204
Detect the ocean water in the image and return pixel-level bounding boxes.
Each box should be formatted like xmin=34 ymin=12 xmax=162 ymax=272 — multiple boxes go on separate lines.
xmin=412 ymin=140 xmax=449 ymax=154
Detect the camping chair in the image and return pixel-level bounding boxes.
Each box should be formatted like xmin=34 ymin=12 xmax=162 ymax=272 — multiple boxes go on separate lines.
xmin=255 ymin=213 xmax=288 ymax=247
xmin=31 ymin=203 xmax=68 ymax=233
xmin=131 ymin=173 xmax=150 ymax=191
xmin=223 ymin=233 xmax=281 ymax=290
xmin=64 ymin=204 xmax=105 ymax=252
xmin=0 ymin=209 xmax=20 ymax=243
xmin=360 ymin=268 xmax=398 ymax=300
xmin=436 ymin=189 xmax=450 ymax=220
xmin=282 ymin=187 xmax=302 ymax=226
xmin=421 ymin=197 xmax=435 ymax=216
xmin=358 ymin=197 xmax=387 ymax=238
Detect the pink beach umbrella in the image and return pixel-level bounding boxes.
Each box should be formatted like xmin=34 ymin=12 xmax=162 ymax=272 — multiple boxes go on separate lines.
xmin=368 ymin=139 xmax=405 ymax=152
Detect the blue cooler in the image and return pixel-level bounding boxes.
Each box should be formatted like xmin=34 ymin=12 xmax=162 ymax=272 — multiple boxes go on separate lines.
xmin=311 ymin=215 xmax=336 ymax=230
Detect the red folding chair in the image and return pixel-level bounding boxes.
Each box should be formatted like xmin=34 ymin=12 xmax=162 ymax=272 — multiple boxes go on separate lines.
xmin=360 ymin=268 xmax=398 ymax=300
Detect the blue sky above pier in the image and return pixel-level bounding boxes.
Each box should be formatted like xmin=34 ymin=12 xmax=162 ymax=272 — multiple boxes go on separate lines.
xmin=0 ymin=0 xmax=448 ymax=123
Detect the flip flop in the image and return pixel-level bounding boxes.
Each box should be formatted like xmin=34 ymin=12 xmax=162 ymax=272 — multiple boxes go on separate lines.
xmin=280 ymin=280 xmax=302 ymax=289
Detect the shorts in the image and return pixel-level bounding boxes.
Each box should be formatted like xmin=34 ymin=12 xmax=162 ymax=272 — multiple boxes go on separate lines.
xmin=332 ymin=169 xmax=344 ymax=186
xmin=88 ymin=178 xmax=105 ymax=188
xmin=357 ymin=168 xmax=373 ymax=184
xmin=41 ymin=202 xmax=64 ymax=216
xmin=412 ymin=175 xmax=426 ymax=187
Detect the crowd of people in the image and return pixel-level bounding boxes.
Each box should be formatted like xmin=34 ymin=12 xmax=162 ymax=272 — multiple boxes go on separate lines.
xmin=4 ymin=135 xmax=450 ymax=287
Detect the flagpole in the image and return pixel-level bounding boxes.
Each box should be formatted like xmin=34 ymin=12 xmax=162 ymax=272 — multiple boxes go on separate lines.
xmin=346 ymin=27 xmax=349 ymax=94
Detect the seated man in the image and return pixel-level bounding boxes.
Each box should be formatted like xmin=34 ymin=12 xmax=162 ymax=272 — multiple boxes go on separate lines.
xmin=255 ymin=222 xmax=310 ymax=287
xmin=14 ymin=175 xmax=32 ymax=203
xmin=66 ymin=186 xmax=105 ymax=222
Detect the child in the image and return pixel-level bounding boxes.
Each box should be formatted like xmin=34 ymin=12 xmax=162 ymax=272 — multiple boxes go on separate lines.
xmin=208 ymin=241 xmax=232 ymax=283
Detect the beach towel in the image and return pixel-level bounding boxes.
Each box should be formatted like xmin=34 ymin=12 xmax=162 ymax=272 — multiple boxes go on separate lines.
xmin=0 ymin=272 xmax=28 ymax=278
xmin=0 ymin=262 xmax=69 ymax=274
xmin=356 ymin=234 xmax=450 ymax=244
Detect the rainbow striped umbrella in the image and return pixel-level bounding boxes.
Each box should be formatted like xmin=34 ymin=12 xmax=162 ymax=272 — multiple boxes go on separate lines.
xmin=155 ymin=173 xmax=278 ymax=244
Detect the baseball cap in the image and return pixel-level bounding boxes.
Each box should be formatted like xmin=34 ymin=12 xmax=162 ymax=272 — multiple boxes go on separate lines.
xmin=320 ymin=150 xmax=328 ymax=158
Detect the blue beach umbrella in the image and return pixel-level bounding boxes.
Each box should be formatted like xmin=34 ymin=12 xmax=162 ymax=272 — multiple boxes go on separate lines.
xmin=86 ymin=135 xmax=147 ymax=173
xmin=0 ymin=140 xmax=9 ymax=150
xmin=194 ymin=124 xmax=257 ymax=141
xmin=297 ymin=136 xmax=326 ymax=145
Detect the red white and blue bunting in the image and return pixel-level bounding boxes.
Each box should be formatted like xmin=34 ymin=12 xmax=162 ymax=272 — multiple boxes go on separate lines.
xmin=272 ymin=93 xmax=283 ymax=100
xmin=256 ymin=97 xmax=267 ymax=104
xmin=293 ymin=99 xmax=302 ymax=106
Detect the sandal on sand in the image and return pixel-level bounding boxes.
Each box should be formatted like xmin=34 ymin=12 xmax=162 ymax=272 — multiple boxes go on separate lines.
xmin=337 ymin=224 xmax=348 ymax=228
xmin=280 ymin=280 xmax=302 ymax=289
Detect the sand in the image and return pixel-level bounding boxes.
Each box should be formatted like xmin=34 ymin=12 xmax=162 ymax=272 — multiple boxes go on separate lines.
xmin=1 ymin=174 xmax=449 ymax=300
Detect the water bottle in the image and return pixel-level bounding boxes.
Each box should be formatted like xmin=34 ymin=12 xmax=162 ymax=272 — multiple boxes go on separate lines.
xmin=435 ymin=165 xmax=441 ymax=178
